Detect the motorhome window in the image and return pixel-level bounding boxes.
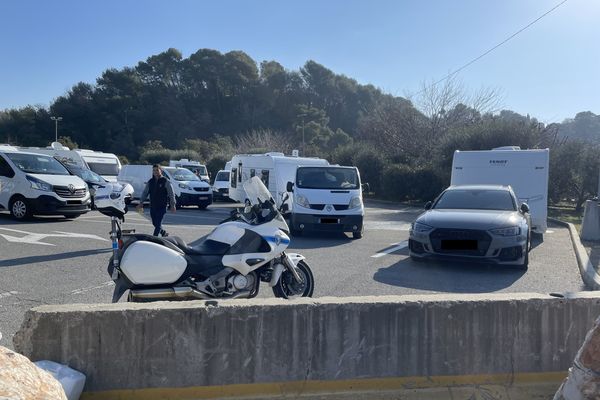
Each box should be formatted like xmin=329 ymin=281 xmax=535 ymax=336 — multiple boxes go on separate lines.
xmin=296 ymin=167 xmax=359 ymax=190
xmin=260 ymin=170 xmax=269 ymax=187
xmin=86 ymin=162 xmax=119 ymax=176
xmin=434 ymin=189 xmax=516 ymax=211
xmin=231 ymin=168 xmax=237 ymax=188
xmin=166 ymin=168 xmax=199 ymax=181
xmin=0 ymin=156 xmax=15 ymax=178
xmin=216 ymin=171 xmax=230 ymax=181
xmin=238 ymin=164 xmax=242 ymax=183
xmin=6 ymin=153 xmax=69 ymax=175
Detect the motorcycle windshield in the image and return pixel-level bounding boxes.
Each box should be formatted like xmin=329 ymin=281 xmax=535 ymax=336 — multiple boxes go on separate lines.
xmin=243 ymin=176 xmax=273 ymax=205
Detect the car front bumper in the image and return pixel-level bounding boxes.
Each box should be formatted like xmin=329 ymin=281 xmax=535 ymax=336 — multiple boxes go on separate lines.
xmin=30 ymin=195 xmax=91 ymax=216
xmin=177 ymin=192 xmax=213 ymax=207
xmin=290 ymin=213 xmax=363 ymax=233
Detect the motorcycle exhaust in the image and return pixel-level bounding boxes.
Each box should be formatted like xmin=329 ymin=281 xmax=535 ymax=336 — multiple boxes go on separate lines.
xmin=129 ymin=288 xmax=253 ymax=301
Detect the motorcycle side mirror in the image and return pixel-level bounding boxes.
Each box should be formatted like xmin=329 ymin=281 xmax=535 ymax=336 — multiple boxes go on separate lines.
xmin=424 ymin=201 xmax=432 ymax=210
xmin=244 ymin=205 xmax=252 ymax=214
xmin=520 ymin=203 xmax=530 ymax=214
xmin=286 ymin=181 xmax=294 ymax=192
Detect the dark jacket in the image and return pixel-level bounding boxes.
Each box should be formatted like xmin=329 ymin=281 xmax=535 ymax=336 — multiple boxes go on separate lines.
xmin=140 ymin=176 xmax=176 ymax=209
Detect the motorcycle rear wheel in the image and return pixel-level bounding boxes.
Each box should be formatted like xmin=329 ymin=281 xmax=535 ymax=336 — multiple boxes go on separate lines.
xmin=272 ymin=260 xmax=314 ymax=299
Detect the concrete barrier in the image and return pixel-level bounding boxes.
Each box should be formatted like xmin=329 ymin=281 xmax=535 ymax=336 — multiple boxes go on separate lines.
xmin=13 ymin=293 xmax=600 ymax=399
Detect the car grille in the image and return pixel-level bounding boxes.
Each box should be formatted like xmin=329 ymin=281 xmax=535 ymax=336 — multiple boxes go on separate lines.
xmin=429 ymin=228 xmax=491 ymax=256
xmin=193 ymin=187 xmax=210 ymax=192
xmin=309 ymin=204 xmax=349 ymax=211
xmin=218 ymin=188 xmax=229 ymax=193
xmin=54 ymin=186 xmax=87 ymax=198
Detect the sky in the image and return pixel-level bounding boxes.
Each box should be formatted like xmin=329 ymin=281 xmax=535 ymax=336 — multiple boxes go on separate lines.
xmin=0 ymin=0 xmax=598 ymax=124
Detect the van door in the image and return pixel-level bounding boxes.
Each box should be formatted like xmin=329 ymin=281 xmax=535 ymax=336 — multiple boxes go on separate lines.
xmin=0 ymin=155 xmax=16 ymax=209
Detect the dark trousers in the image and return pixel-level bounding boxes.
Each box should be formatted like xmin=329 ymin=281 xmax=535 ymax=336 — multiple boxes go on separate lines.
xmin=150 ymin=207 xmax=167 ymax=236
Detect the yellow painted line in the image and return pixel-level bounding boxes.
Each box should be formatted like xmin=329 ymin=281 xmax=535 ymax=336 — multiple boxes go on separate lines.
xmin=81 ymin=371 xmax=568 ymax=400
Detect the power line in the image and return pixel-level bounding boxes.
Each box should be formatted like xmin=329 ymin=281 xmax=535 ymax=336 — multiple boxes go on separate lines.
xmin=417 ymin=0 xmax=569 ymax=94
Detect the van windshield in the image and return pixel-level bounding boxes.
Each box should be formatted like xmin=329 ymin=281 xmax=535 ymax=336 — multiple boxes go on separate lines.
xmin=6 ymin=153 xmax=70 ymax=175
xmin=296 ymin=167 xmax=359 ymax=190
xmin=87 ymin=162 xmax=119 ymax=176
xmin=215 ymin=171 xmax=230 ymax=181
xmin=181 ymin=165 xmax=207 ymax=175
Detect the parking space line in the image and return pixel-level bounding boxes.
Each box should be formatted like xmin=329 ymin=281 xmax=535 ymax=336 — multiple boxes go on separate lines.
xmin=0 ymin=291 xmax=18 ymax=299
xmin=70 ymin=281 xmax=114 ymax=295
xmin=371 ymin=240 xmax=409 ymax=258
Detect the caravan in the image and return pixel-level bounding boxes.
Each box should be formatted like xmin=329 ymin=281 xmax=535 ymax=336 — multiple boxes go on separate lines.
xmin=451 ymin=147 xmax=549 ymax=233
xmin=18 ymin=142 xmax=122 ymax=182
xmin=228 ymin=152 xmax=329 ymax=208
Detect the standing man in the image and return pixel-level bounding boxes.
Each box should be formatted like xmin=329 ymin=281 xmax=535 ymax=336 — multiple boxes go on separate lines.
xmin=137 ymin=164 xmax=176 ymax=236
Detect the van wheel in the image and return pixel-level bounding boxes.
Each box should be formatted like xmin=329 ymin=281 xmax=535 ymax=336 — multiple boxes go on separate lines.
xmin=10 ymin=197 xmax=32 ymax=220
xmin=198 ymin=204 xmax=208 ymax=210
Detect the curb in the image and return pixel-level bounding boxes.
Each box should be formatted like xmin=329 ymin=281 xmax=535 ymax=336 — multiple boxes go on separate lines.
xmin=549 ymin=217 xmax=600 ymax=291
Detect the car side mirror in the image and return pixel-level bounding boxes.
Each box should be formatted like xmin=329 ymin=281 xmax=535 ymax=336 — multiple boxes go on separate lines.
xmin=424 ymin=201 xmax=432 ymax=210
xmin=520 ymin=203 xmax=530 ymax=214
xmin=286 ymin=181 xmax=294 ymax=192
xmin=361 ymin=183 xmax=370 ymax=193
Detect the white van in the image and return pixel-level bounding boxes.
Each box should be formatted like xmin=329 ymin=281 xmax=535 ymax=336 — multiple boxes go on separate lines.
xmin=169 ymin=159 xmax=209 ymax=182
xmin=118 ymin=165 xmax=212 ymax=209
xmin=19 ymin=142 xmax=122 ymax=182
xmin=0 ymin=148 xmax=91 ymax=219
xmin=212 ymin=170 xmax=231 ymax=201
xmin=228 ymin=152 xmax=329 ymax=207
xmin=287 ymin=166 xmax=365 ymax=238
xmin=451 ymin=147 xmax=549 ymax=233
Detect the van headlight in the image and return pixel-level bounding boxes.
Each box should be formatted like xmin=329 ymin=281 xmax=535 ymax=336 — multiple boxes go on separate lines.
xmin=349 ymin=196 xmax=363 ymax=209
xmin=490 ymin=226 xmax=521 ymax=236
xmin=26 ymin=175 xmax=52 ymax=192
xmin=296 ymin=194 xmax=310 ymax=208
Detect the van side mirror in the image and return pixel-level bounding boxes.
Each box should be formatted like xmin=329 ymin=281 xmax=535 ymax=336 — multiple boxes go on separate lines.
xmin=424 ymin=201 xmax=432 ymax=210
xmin=361 ymin=183 xmax=370 ymax=193
xmin=520 ymin=203 xmax=530 ymax=214
xmin=286 ymin=181 xmax=294 ymax=192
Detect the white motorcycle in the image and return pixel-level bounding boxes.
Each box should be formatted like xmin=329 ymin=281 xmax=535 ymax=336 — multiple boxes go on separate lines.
xmin=95 ymin=176 xmax=315 ymax=303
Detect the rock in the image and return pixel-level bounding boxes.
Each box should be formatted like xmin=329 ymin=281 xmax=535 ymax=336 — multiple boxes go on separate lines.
xmin=0 ymin=346 xmax=67 ymax=400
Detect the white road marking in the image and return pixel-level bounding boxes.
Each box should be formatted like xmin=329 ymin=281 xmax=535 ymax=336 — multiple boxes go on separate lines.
xmin=371 ymin=240 xmax=409 ymax=258
xmin=71 ymin=281 xmax=114 ymax=295
xmin=546 ymin=230 xmax=554 ymax=234
xmin=0 ymin=291 xmax=18 ymax=299
xmin=0 ymin=227 xmax=107 ymax=246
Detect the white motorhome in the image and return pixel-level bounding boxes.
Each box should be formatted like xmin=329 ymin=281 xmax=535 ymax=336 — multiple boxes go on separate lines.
xmin=287 ymin=165 xmax=365 ymax=239
xmin=169 ymin=159 xmax=209 ymax=182
xmin=451 ymin=146 xmax=549 ymax=233
xmin=0 ymin=147 xmax=91 ymax=219
xmin=118 ymin=165 xmax=212 ymax=209
xmin=228 ymin=152 xmax=329 ymax=207
xmin=19 ymin=142 xmax=122 ymax=182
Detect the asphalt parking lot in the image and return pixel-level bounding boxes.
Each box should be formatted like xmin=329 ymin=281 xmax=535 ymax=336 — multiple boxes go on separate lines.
xmin=0 ymin=200 xmax=585 ymax=348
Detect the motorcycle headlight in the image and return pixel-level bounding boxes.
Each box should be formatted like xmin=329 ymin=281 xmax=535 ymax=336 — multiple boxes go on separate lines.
xmin=296 ymin=194 xmax=310 ymax=208
xmin=490 ymin=226 xmax=521 ymax=236
xmin=26 ymin=175 xmax=52 ymax=191
xmin=349 ymin=196 xmax=363 ymax=209
xmin=179 ymin=183 xmax=191 ymax=190
xmin=411 ymin=222 xmax=434 ymax=233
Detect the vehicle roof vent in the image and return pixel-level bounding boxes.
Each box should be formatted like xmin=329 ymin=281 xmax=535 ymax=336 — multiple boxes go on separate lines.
xmin=50 ymin=141 xmax=70 ymax=150
xmin=492 ymin=146 xmax=521 ymax=151
xmin=264 ymin=152 xmax=285 ymax=157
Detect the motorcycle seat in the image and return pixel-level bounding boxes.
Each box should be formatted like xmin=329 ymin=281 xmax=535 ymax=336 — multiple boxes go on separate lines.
xmin=164 ymin=236 xmax=230 ymax=256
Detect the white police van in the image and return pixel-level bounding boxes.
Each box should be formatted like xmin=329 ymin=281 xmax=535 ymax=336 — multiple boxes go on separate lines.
xmin=0 ymin=145 xmax=91 ymax=219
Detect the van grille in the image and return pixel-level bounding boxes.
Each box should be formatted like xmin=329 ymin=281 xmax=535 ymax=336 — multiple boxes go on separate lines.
xmin=54 ymin=186 xmax=87 ymax=198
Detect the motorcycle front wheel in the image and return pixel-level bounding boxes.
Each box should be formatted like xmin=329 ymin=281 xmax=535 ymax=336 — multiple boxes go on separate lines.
xmin=272 ymin=260 xmax=315 ymax=299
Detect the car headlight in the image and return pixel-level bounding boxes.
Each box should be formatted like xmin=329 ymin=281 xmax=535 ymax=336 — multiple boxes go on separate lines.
xmin=490 ymin=226 xmax=521 ymax=236
xmin=411 ymin=222 xmax=434 ymax=233
xmin=26 ymin=175 xmax=52 ymax=191
xmin=296 ymin=194 xmax=310 ymax=208
xmin=179 ymin=183 xmax=191 ymax=190
xmin=349 ymin=196 xmax=363 ymax=209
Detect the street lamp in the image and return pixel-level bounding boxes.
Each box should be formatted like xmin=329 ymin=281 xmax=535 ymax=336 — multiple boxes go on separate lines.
xmin=50 ymin=116 xmax=63 ymax=142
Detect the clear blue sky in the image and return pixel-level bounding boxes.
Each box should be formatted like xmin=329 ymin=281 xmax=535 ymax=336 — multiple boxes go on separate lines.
xmin=0 ymin=0 xmax=598 ymax=123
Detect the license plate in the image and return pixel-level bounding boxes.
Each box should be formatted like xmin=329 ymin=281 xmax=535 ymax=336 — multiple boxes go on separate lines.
xmin=441 ymin=240 xmax=477 ymax=250
xmin=320 ymin=218 xmax=339 ymax=224
xmin=199 ymin=196 xmax=208 ymax=200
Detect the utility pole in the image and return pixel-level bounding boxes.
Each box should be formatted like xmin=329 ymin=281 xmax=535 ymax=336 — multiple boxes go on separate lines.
xmin=50 ymin=116 xmax=63 ymax=142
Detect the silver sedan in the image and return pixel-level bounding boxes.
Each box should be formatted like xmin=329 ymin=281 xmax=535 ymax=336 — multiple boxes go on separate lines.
xmin=409 ymin=185 xmax=531 ymax=269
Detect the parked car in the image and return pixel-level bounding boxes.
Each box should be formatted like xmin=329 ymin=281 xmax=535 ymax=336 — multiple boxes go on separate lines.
xmin=62 ymin=162 xmax=133 ymax=208
xmin=212 ymin=169 xmax=230 ymax=201
xmin=409 ymin=184 xmax=531 ymax=269
xmin=0 ymin=147 xmax=91 ymax=219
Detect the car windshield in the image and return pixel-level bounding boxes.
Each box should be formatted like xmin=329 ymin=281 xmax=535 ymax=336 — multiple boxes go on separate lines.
xmin=215 ymin=171 xmax=230 ymax=181
xmin=166 ymin=168 xmax=200 ymax=181
xmin=296 ymin=167 xmax=359 ymax=190
xmin=434 ymin=189 xmax=516 ymax=211
xmin=86 ymin=162 xmax=119 ymax=176
xmin=6 ymin=153 xmax=70 ymax=175
xmin=65 ymin=164 xmax=106 ymax=183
